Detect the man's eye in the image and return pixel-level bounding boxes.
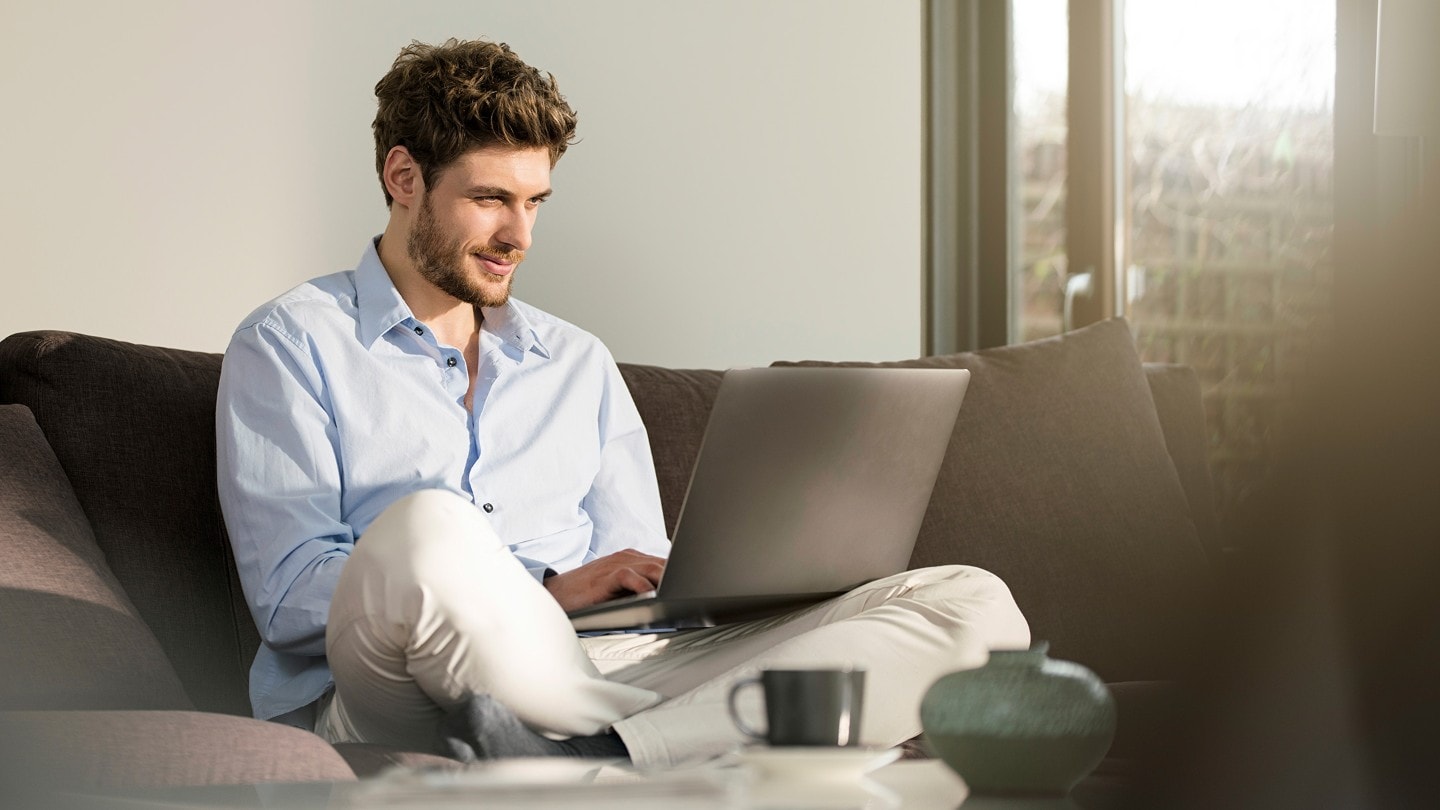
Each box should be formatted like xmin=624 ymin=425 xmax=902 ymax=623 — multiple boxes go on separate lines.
xmin=529 ymin=197 xmax=548 ymax=206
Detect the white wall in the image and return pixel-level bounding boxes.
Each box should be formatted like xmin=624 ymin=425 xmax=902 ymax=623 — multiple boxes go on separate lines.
xmin=1 ymin=0 xmax=923 ymax=368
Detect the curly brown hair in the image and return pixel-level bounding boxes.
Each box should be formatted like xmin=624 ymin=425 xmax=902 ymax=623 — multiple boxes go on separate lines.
xmin=372 ymin=38 xmax=578 ymax=206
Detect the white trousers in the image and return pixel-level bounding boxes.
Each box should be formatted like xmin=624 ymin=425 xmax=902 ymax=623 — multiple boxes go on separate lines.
xmin=318 ymin=490 xmax=1029 ymax=767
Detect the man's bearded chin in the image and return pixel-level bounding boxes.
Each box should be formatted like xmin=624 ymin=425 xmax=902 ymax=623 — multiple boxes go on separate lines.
xmin=418 ymin=255 xmax=515 ymax=309
xmin=407 ymin=203 xmax=517 ymax=308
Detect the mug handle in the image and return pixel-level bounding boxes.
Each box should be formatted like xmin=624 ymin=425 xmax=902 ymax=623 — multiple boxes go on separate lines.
xmin=726 ymin=677 xmax=767 ymax=741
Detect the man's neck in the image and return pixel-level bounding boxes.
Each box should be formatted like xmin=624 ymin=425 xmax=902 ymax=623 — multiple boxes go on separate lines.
xmin=376 ymin=229 xmax=482 ymax=351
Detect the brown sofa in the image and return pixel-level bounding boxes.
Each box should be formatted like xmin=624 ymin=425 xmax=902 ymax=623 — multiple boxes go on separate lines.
xmin=0 ymin=318 xmax=1213 ymax=801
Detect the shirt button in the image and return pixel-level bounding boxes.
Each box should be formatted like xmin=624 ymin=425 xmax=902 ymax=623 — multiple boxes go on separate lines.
xmin=482 ymin=503 xmax=495 ymax=513
xmin=414 ymin=326 xmax=424 ymax=336
xmin=447 ymin=357 xmax=457 ymax=367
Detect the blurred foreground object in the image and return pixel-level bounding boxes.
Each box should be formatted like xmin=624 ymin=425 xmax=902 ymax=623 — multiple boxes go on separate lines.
xmin=921 ymin=642 xmax=1116 ymax=797
xmin=1144 ymin=176 xmax=1440 ymax=808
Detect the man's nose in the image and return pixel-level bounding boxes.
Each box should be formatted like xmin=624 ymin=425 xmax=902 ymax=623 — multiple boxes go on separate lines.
xmin=496 ymin=205 xmax=534 ymax=252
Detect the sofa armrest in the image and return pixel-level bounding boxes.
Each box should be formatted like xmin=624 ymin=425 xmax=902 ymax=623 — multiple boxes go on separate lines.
xmin=0 ymin=710 xmax=356 ymax=792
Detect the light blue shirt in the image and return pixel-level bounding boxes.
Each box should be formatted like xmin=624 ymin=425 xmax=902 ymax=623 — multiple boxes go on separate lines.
xmin=216 ymin=239 xmax=671 ymax=721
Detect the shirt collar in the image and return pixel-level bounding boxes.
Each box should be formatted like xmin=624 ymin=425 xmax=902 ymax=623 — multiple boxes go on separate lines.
xmin=355 ymin=237 xmax=414 ymax=349
xmin=481 ymin=300 xmax=552 ymax=361
xmin=355 ymin=236 xmax=551 ymax=360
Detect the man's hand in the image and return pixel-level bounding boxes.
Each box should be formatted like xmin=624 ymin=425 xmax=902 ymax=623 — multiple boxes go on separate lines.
xmin=543 ymin=549 xmax=666 ymax=613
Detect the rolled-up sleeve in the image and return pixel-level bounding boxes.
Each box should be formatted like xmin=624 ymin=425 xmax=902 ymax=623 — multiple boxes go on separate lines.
xmin=216 ymin=321 xmax=353 ymax=657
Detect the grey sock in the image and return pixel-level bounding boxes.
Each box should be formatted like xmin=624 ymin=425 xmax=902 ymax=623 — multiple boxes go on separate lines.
xmin=439 ymin=694 xmax=630 ymax=762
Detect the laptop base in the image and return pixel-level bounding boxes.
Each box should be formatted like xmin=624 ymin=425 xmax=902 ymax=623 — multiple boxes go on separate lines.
xmin=569 ymin=591 xmax=847 ymax=633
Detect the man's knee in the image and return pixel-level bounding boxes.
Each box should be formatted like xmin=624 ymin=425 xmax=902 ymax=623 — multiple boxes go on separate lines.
xmin=352 ymin=489 xmax=504 ymax=582
xmin=901 ymin=564 xmax=1002 ymax=593
xmin=872 ymin=564 xmax=1011 ymax=601
xmin=927 ymin=565 xmax=1029 ymax=644
xmin=330 ymin=488 xmax=522 ymax=656
xmin=879 ymin=565 xmax=1030 ymax=645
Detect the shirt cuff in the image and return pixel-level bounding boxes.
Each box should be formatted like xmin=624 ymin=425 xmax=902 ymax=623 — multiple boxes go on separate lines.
xmin=515 ymin=556 xmax=556 ymax=584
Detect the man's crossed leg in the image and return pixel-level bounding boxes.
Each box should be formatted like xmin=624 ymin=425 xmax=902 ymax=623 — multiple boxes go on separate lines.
xmin=319 ymin=490 xmax=1030 ymax=767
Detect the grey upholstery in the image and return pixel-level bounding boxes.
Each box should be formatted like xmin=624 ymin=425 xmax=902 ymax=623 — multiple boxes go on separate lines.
xmin=0 ymin=710 xmax=355 ymax=789
xmin=0 ymin=404 xmax=191 ymax=712
xmin=0 ymin=332 xmax=253 ymax=716
xmin=1143 ymin=363 xmax=1220 ymax=559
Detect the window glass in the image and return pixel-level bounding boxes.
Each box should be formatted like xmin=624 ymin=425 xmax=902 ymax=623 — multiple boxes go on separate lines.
xmin=1013 ymin=0 xmax=1069 ymax=343
xmin=1124 ymin=0 xmax=1335 ymax=517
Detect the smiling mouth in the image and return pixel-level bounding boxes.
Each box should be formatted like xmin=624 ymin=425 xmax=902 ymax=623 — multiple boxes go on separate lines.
xmin=474 ymin=254 xmax=517 ymax=277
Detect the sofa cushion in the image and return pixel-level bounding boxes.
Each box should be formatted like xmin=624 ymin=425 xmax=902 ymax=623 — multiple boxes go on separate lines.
xmin=617 ymin=364 xmax=725 ymax=537
xmin=0 ymin=710 xmax=356 ymax=790
xmin=0 ymin=404 xmax=191 ymax=711
xmin=0 ymin=332 xmax=256 ymax=716
xmin=774 ymin=318 xmax=1209 ymax=682
xmin=1143 ymin=364 xmax=1220 ymax=560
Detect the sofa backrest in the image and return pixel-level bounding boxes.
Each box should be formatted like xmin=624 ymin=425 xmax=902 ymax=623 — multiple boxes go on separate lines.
xmin=622 ymin=341 xmax=1219 ymax=570
xmin=0 ymin=324 xmax=1217 ymax=711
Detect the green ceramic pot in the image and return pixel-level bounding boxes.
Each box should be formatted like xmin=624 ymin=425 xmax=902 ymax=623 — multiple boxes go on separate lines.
xmin=920 ymin=642 xmax=1116 ymax=796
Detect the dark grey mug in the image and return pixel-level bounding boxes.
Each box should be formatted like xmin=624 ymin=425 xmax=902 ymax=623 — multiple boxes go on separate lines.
xmin=726 ymin=668 xmax=866 ymax=747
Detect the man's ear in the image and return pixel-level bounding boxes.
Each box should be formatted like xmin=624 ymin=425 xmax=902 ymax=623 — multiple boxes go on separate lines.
xmin=382 ymin=146 xmax=422 ymax=207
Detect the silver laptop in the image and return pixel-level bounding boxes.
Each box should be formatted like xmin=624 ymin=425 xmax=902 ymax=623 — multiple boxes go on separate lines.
xmin=568 ymin=366 xmax=970 ymax=632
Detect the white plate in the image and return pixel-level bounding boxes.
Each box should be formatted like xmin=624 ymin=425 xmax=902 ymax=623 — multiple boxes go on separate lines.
xmin=734 ymin=746 xmax=903 ymax=781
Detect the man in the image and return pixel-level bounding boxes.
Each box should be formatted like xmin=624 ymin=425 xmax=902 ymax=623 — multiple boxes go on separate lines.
xmin=217 ymin=38 xmax=1028 ymax=767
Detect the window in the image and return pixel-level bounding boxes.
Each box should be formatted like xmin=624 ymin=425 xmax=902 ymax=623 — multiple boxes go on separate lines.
xmin=1121 ymin=1 xmax=1335 ymax=514
xmin=1014 ymin=0 xmax=1070 ymax=343
xmin=933 ymin=0 xmax=1336 ymax=524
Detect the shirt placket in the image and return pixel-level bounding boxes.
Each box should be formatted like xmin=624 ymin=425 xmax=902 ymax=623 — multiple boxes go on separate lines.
xmin=467 ymin=347 xmax=506 ymax=514
xmin=402 ymin=320 xmax=477 ymax=498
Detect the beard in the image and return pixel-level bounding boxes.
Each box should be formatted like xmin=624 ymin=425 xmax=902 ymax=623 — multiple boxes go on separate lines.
xmin=407 ymin=193 xmax=523 ymax=308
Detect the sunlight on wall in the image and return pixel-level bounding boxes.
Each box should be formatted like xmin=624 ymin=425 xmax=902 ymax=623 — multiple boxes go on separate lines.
xmin=1 ymin=0 xmax=922 ymax=368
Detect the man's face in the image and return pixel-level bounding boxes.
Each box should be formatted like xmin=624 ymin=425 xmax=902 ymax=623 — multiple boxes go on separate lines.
xmin=406 ymin=146 xmax=553 ymax=308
